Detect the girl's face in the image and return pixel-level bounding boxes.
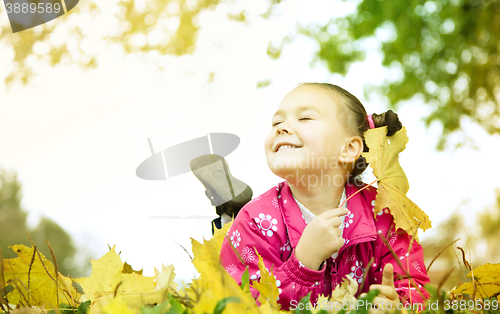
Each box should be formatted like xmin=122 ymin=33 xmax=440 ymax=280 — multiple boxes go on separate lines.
xmin=265 ymin=85 xmax=354 ymax=179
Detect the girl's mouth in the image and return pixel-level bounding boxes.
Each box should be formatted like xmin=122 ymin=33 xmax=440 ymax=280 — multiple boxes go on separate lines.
xmin=276 ymin=145 xmax=302 ymax=152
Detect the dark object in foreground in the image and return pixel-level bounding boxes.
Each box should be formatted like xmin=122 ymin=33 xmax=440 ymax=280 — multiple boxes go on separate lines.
xmin=190 ymin=154 xmax=253 ymax=235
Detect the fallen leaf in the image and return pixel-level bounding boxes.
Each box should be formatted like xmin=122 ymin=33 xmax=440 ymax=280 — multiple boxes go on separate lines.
xmin=10 ymin=307 xmax=45 ymax=314
xmin=302 ymin=275 xmax=358 ymax=313
xmin=251 ymin=250 xmax=280 ymax=311
xmin=75 ymin=246 xmax=165 ymax=313
xmin=1 ymin=245 xmax=78 ymax=310
xmin=90 ymin=290 xmax=169 ymax=314
xmin=189 ymin=222 xmax=260 ymax=314
xmin=76 ymin=246 xmax=155 ymax=301
xmin=122 ymin=262 xmax=142 ymax=275
xmin=153 ymin=264 xmax=178 ymax=292
xmin=362 ymin=126 xmax=432 ymax=235
xmin=452 ymin=263 xmax=500 ymax=298
xmin=329 ymin=274 xmax=358 ymax=305
xmin=98 ymin=297 xmax=135 ymax=314
xmin=258 ymin=302 xmax=288 ymax=314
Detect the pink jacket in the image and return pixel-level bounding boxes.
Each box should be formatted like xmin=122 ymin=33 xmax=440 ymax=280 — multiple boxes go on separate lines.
xmin=219 ymin=181 xmax=430 ymax=311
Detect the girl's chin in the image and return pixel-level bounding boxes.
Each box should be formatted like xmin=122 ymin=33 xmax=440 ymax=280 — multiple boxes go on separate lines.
xmin=268 ymin=158 xmax=298 ymax=173
xmin=269 ymin=165 xmax=309 ymax=179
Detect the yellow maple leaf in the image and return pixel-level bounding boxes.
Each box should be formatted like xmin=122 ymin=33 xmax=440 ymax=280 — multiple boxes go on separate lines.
xmin=75 ymin=246 xmax=167 ymax=313
xmin=452 ymin=263 xmax=500 ymax=298
xmin=251 ymin=250 xmax=280 ymax=311
xmin=154 ymin=264 xmax=178 ymax=292
xmin=259 ymin=302 xmax=289 ymax=314
xmin=309 ymin=275 xmax=358 ymax=313
xmin=9 ymin=307 xmax=45 ymax=314
xmin=98 ymin=297 xmax=135 ymax=314
xmin=90 ymin=290 xmax=170 ymax=314
xmin=295 ymin=276 xmax=358 ymax=314
xmin=214 ymin=221 xmax=233 ymax=251
xmin=191 ymin=221 xmax=232 ymax=270
xmin=1 ymin=245 xmax=79 ymax=310
xmin=329 ymin=275 xmax=358 ymax=306
xmin=362 ymin=126 xmax=432 ymax=235
xmin=76 ymin=246 xmax=156 ymax=301
xmin=122 ymin=262 xmax=142 ymax=275
xmin=189 ymin=222 xmax=260 ymax=314
xmin=182 ymin=276 xmax=207 ymax=304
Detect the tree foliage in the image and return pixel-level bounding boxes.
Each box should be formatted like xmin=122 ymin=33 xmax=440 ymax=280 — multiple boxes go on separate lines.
xmin=3 ymin=0 xmax=500 ymax=148
xmin=0 ymin=169 xmax=29 ymax=254
xmin=303 ymin=0 xmax=500 ymax=149
xmin=0 ymin=166 xmax=82 ymax=277
xmin=0 ymin=0 xmax=282 ymax=89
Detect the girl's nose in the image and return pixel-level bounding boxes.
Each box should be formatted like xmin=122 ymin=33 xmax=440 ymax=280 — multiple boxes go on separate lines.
xmin=277 ymin=125 xmax=290 ymax=136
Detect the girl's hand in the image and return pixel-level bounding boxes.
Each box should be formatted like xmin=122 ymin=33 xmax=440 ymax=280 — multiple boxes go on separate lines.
xmin=361 ymin=263 xmax=402 ymax=313
xmin=295 ymin=208 xmax=348 ymax=270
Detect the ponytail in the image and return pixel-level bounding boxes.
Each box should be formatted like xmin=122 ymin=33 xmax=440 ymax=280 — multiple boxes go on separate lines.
xmin=349 ymin=109 xmax=403 ymax=187
xmin=371 ymin=110 xmax=403 ymax=136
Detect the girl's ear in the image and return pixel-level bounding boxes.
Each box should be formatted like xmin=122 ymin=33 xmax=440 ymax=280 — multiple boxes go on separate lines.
xmin=338 ymin=136 xmax=363 ymax=164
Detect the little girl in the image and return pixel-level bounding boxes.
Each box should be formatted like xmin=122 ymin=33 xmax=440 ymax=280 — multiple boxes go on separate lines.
xmin=219 ymin=83 xmax=430 ymax=311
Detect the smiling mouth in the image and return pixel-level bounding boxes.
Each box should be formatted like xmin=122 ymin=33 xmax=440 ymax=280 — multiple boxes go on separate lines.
xmin=276 ymin=145 xmax=302 ymax=152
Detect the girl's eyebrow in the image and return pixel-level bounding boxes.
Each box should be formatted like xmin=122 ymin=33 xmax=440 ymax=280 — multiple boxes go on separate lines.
xmin=273 ymin=106 xmax=320 ymax=118
xmin=295 ymin=106 xmax=320 ymax=114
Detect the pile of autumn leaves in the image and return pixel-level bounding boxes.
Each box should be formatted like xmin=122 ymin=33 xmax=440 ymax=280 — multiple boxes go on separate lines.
xmin=0 ymin=219 xmax=368 ymax=314
xmin=1 ymin=127 xmax=499 ymax=313
xmin=0 ymin=221 xmax=292 ymax=314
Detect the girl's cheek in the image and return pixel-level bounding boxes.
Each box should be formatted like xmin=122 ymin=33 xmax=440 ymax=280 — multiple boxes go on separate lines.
xmin=264 ymin=134 xmax=274 ymax=151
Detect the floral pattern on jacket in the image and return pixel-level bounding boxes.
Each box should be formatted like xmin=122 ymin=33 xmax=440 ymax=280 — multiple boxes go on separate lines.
xmin=219 ymin=181 xmax=430 ymax=311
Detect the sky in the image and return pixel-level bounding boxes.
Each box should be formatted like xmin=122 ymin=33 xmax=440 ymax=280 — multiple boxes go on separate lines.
xmin=1 ymin=0 xmax=500 ymax=284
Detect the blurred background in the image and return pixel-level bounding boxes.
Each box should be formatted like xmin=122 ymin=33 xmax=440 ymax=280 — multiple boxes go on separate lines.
xmin=1 ymin=0 xmax=500 ymax=290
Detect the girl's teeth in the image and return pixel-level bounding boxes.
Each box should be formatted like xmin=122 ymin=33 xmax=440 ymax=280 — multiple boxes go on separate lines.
xmin=278 ymin=145 xmax=298 ymax=152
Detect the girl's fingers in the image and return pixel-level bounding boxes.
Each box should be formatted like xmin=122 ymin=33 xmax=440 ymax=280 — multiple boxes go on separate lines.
xmin=333 ymin=227 xmax=341 ymax=237
xmin=322 ymin=208 xmax=348 ymax=219
xmin=331 ymin=217 xmax=342 ymax=228
xmin=381 ymin=263 xmax=395 ymax=287
xmin=369 ymin=285 xmax=398 ymax=300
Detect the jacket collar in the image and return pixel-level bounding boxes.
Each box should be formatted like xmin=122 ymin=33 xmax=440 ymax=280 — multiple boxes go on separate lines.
xmin=278 ymin=181 xmax=378 ymax=251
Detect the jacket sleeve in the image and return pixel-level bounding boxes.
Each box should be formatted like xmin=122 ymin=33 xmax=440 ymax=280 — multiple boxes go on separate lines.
xmin=219 ymin=209 xmax=326 ymax=311
xmin=378 ymin=224 xmax=430 ymax=306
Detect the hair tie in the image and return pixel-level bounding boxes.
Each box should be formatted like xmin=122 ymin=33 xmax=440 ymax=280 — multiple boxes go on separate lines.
xmin=367 ymin=114 xmax=375 ymax=129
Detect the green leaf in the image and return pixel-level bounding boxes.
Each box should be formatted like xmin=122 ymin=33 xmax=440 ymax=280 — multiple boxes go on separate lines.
xmin=77 ymin=300 xmax=91 ymax=314
xmin=140 ymin=304 xmax=166 ymax=314
xmin=240 ymin=267 xmax=250 ymax=292
xmin=213 ymin=296 xmax=240 ymax=314
xmin=165 ymin=294 xmax=187 ymax=314
xmin=352 ymin=289 xmax=380 ymax=314
xmin=294 ymin=292 xmax=312 ymax=314
xmin=139 ymin=295 xmax=185 ymax=314
xmin=139 ymin=306 xmax=159 ymax=314
xmin=48 ymin=303 xmax=79 ymax=314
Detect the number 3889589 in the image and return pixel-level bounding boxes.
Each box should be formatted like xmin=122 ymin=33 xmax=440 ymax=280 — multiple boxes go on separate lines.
xmin=444 ymin=299 xmax=499 ymax=311
xmin=5 ymin=2 xmax=62 ymax=14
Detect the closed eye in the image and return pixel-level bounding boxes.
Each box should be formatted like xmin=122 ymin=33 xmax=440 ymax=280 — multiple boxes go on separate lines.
xmin=272 ymin=121 xmax=282 ymax=127
xmin=299 ymin=117 xmax=312 ymax=121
